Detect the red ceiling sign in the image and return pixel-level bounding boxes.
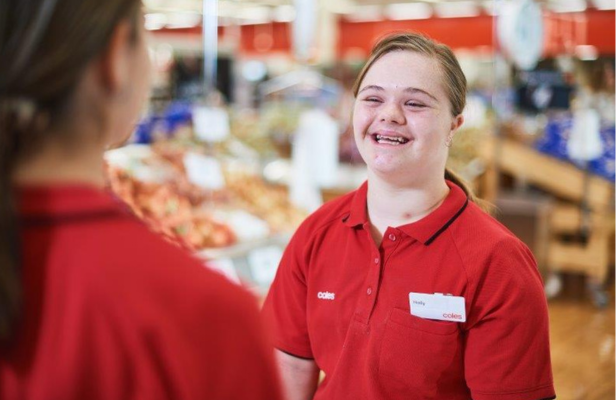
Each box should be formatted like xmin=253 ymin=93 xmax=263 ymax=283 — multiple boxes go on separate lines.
xmin=152 ymin=10 xmax=614 ymax=58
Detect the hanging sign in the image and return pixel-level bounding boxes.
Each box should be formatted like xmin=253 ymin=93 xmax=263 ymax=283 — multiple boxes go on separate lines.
xmin=497 ymin=0 xmax=545 ymax=70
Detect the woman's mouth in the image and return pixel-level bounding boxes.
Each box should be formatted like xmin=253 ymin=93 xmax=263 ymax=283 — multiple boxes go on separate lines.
xmin=371 ymin=133 xmax=410 ymax=146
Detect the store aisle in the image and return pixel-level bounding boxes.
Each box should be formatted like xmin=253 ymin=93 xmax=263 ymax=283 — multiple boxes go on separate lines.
xmin=549 ymin=283 xmax=615 ymax=400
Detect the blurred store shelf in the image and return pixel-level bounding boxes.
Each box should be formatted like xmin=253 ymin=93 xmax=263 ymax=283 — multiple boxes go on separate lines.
xmin=479 ymin=135 xmax=615 ymax=307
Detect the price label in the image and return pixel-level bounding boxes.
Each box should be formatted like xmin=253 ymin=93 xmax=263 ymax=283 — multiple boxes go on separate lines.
xmin=183 ymin=152 xmax=225 ymax=190
xmin=248 ymin=246 xmax=283 ymax=286
xmin=206 ymin=258 xmax=241 ymax=285
xmin=192 ymin=106 xmax=230 ymax=142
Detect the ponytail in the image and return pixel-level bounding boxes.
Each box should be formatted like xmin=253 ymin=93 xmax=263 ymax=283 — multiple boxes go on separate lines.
xmin=0 ymin=0 xmax=143 ymax=343
xmin=0 ymin=99 xmax=30 ymax=343
xmin=445 ymin=167 xmax=493 ymax=214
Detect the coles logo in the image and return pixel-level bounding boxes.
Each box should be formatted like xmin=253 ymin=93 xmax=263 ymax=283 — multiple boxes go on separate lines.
xmin=443 ymin=313 xmax=463 ymax=320
xmin=317 ymin=291 xmax=335 ymax=300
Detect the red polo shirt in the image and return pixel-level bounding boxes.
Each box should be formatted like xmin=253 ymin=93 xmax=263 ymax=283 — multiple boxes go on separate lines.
xmin=263 ymin=181 xmax=555 ymax=400
xmin=1 ymin=185 xmax=282 ymax=400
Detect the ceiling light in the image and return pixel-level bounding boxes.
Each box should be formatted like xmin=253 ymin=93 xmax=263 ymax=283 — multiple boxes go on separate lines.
xmin=549 ymin=0 xmax=587 ymax=13
xmin=274 ymin=5 xmax=296 ymax=22
xmin=434 ymin=1 xmax=480 ymax=18
xmin=165 ymin=12 xmax=202 ymax=29
xmin=217 ymin=2 xmax=240 ymax=18
xmin=385 ymin=3 xmax=432 ymax=20
xmin=483 ymin=2 xmax=497 ymax=16
xmin=238 ymin=6 xmax=272 ymax=25
xmin=145 ymin=13 xmax=168 ymax=30
xmin=325 ymin=0 xmax=355 ymax=15
xmin=345 ymin=5 xmax=383 ymax=22
xmin=143 ymin=0 xmax=202 ymax=14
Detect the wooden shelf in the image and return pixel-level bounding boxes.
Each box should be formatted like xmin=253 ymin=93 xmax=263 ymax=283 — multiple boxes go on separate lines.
xmin=480 ymin=136 xmax=614 ymax=211
xmin=550 ymin=203 xmax=615 ymax=234
xmin=479 ymin=136 xmax=615 ymax=288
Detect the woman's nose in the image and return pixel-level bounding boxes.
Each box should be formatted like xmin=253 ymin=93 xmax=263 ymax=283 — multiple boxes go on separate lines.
xmin=379 ymin=102 xmax=406 ymax=125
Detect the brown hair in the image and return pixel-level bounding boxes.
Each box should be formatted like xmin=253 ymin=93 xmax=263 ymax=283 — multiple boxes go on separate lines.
xmin=351 ymin=32 xmax=481 ymax=204
xmin=0 ymin=0 xmax=142 ymax=342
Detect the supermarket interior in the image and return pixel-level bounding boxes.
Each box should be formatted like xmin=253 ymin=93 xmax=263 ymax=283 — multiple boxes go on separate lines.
xmin=112 ymin=0 xmax=615 ymax=398
xmin=2 ymin=0 xmax=615 ymax=398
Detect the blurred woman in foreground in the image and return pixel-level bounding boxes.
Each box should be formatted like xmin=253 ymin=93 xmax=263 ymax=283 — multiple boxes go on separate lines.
xmin=0 ymin=1 xmax=281 ymax=398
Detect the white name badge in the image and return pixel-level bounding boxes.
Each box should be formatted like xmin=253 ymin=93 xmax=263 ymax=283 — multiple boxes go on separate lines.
xmin=409 ymin=292 xmax=466 ymax=323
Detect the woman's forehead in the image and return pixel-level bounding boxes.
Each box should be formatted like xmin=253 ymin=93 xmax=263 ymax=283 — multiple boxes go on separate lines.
xmin=361 ymin=51 xmax=446 ymax=96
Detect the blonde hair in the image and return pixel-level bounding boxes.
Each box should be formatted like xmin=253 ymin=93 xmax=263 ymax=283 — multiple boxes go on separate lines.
xmin=352 ymin=31 xmax=483 ymax=205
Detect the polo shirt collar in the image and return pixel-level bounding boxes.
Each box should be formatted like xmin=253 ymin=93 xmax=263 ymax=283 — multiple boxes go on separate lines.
xmin=18 ymin=184 xmax=124 ymax=222
xmin=343 ymin=181 xmax=368 ymax=227
xmin=343 ymin=180 xmax=469 ymax=245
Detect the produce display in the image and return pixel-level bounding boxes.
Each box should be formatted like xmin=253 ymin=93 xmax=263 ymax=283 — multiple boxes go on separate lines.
xmin=105 ymin=143 xmax=307 ymax=251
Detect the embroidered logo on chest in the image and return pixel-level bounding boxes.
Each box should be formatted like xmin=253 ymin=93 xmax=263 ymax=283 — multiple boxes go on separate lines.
xmin=317 ymin=291 xmax=336 ymax=300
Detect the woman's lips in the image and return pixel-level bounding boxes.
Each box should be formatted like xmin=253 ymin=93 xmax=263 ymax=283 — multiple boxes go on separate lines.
xmin=371 ymin=133 xmax=411 ymax=145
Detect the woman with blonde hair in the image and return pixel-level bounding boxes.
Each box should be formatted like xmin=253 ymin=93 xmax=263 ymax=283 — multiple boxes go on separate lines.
xmin=264 ymin=32 xmax=555 ymax=400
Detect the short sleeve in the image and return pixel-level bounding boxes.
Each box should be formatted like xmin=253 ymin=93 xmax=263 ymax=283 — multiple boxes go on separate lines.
xmin=464 ymin=239 xmax=555 ymax=400
xmin=262 ymin=223 xmax=314 ymax=359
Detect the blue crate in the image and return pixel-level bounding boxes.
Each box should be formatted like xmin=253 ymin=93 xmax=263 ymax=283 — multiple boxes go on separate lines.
xmin=534 ymin=114 xmax=615 ymax=181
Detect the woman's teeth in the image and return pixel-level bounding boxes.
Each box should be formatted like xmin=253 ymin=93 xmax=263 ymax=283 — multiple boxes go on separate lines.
xmin=374 ymin=134 xmax=409 ymax=145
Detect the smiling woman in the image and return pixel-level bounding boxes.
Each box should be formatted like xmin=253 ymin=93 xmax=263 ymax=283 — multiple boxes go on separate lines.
xmin=352 ymin=33 xmax=472 ymax=203
xmin=263 ymin=32 xmax=556 ymax=400
xmin=353 ymin=50 xmax=460 ymax=191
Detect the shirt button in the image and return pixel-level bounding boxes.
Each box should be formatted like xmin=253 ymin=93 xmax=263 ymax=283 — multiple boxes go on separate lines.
xmin=388 ymin=234 xmax=396 ymax=241
xmin=367 ymin=287 xmax=372 ymax=295
xmin=374 ymin=257 xmax=379 ymax=264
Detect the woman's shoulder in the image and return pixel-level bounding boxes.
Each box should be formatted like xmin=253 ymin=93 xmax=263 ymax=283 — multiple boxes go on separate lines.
xmin=295 ymin=187 xmax=361 ymax=236
xmin=451 ymin=201 xmax=535 ymax=267
xmin=458 ymin=201 xmax=524 ymax=243
xmin=60 ymin=212 xmax=253 ymax=318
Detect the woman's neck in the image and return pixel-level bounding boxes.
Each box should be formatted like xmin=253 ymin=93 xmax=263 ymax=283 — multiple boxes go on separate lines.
xmin=366 ymin=175 xmax=450 ymax=244
xmin=13 ymin=140 xmax=107 ymax=188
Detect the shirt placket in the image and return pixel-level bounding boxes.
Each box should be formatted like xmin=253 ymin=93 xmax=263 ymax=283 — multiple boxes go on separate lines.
xmin=354 ymin=225 xmax=401 ymax=325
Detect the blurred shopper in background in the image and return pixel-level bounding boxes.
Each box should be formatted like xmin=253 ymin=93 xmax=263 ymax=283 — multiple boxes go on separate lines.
xmin=264 ymin=32 xmax=555 ymax=400
xmin=0 ymin=1 xmax=281 ymax=399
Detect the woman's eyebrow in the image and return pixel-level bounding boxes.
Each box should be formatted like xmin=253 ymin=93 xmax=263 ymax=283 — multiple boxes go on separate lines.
xmin=358 ymin=85 xmax=383 ymax=94
xmin=358 ymin=85 xmax=437 ymax=102
xmin=403 ymin=87 xmax=437 ymax=101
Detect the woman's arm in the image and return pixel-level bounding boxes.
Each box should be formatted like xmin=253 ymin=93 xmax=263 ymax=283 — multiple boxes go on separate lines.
xmin=275 ymin=349 xmax=320 ymax=400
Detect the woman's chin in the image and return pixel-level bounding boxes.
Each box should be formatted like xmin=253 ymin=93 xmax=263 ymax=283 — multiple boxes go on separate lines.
xmin=368 ymin=153 xmax=406 ymax=173
xmin=367 ymin=163 xmax=405 ymax=182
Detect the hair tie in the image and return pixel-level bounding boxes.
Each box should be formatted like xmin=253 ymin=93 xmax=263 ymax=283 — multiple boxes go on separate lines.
xmin=0 ymin=97 xmax=38 ymax=129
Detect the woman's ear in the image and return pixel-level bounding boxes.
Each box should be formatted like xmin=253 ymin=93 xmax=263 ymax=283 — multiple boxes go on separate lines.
xmin=97 ymin=20 xmax=133 ymax=96
xmin=450 ymin=114 xmax=464 ymax=133
xmin=446 ymin=114 xmax=464 ymax=146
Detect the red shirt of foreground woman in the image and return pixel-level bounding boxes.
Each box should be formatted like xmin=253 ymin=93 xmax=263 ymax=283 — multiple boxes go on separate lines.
xmin=4 ymin=185 xmax=281 ymax=399
xmin=0 ymin=0 xmax=282 ymax=399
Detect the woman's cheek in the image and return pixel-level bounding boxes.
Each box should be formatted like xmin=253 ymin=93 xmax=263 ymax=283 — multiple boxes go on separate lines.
xmin=358 ymin=108 xmax=376 ymax=129
xmin=352 ymin=113 xmax=368 ymax=136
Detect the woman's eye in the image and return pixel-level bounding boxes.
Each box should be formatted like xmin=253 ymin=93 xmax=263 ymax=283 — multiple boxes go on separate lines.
xmin=406 ymin=102 xmax=426 ymax=108
xmin=364 ymin=97 xmax=381 ymax=103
